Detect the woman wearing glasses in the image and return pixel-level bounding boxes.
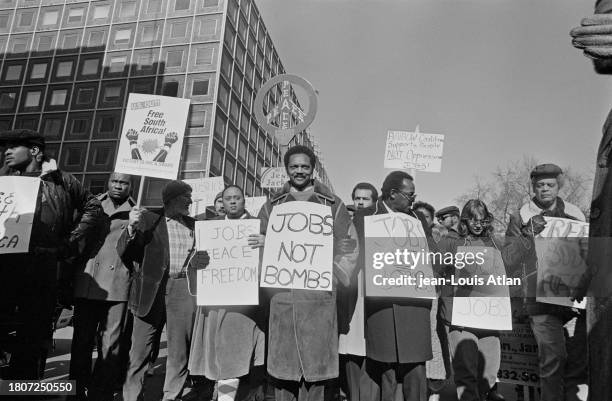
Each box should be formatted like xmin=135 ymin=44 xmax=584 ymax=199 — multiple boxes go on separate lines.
xmin=436 ymin=199 xmax=507 ymax=401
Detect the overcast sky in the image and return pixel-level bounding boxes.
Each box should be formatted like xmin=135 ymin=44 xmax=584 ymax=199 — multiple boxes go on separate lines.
xmin=256 ymin=0 xmax=612 ymax=209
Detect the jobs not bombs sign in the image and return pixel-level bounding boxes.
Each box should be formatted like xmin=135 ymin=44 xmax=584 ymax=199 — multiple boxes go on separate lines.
xmin=115 ymin=93 xmax=190 ymax=180
xmin=364 ymin=213 xmax=436 ymax=299
xmin=261 ymin=201 xmax=333 ymax=291
xmin=535 ymin=217 xmax=589 ymax=309
xmin=195 ymin=219 xmax=260 ymax=305
xmin=0 ymin=177 xmax=40 ymax=254
xmin=384 ymin=130 xmax=444 ymax=173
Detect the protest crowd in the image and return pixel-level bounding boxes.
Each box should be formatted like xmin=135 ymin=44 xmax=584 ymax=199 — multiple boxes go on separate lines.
xmin=6 ymin=1 xmax=612 ymax=400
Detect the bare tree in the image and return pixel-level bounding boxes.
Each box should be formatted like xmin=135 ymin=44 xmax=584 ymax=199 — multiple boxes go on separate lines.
xmin=456 ymin=156 xmax=593 ymax=232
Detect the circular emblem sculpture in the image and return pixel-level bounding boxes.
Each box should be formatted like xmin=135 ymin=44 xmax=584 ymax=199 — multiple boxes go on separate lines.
xmin=253 ymin=74 xmax=318 ymax=146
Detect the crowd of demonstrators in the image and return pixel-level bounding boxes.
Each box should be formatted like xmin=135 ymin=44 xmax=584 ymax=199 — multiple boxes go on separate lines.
xmin=0 ymin=135 xmax=591 ymax=401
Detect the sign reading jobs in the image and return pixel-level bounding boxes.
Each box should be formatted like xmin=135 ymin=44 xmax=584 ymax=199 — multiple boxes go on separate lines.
xmin=364 ymin=212 xmax=436 ymax=298
xmin=384 ymin=130 xmax=444 ymax=173
xmin=261 ymin=201 xmax=334 ymax=291
xmin=183 ymin=176 xmax=225 ymax=217
xmin=195 ymin=219 xmax=260 ymax=305
xmin=115 ymin=93 xmax=190 ymax=180
xmin=0 ymin=176 xmax=40 ymax=254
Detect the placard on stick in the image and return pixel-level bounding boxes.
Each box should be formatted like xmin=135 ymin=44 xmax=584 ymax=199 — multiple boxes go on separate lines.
xmin=260 ymin=201 xmax=333 ymax=291
xmin=195 ymin=219 xmax=260 ymax=306
xmin=0 ymin=176 xmax=40 ymax=254
xmin=115 ymin=93 xmax=190 ymax=180
xmin=183 ymin=176 xmax=225 ymax=217
xmin=384 ymin=130 xmax=444 ymax=172
xmin=451 ymin=246 xmax=512 ymax=331
xmin=535 ymin=217 xmax=589 ymax=309
xmin=261 ymin=167 xmax=288 ymax=189
xmin=364 ymin=213 xmax=436 ymax=299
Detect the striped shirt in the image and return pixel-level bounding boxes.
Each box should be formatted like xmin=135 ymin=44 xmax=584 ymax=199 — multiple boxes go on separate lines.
xmin=166 ymin=217 xmax=193 ymax=278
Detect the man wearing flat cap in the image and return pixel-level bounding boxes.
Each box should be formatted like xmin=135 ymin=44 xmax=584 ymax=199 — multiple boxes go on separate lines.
xmin=117 ymin=180 xmax=210 ymax=401
xmin=503 ymin=163 xmax=588 ymax=401
xmin=435 ymin=206 xmax=460 ymax=239
xmin=0 ymin=129 xmax=103 ymax=379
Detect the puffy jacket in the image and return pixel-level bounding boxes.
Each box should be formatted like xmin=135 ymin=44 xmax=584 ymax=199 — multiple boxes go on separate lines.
xmin=503 ymin=197 xmax=585 ymax=317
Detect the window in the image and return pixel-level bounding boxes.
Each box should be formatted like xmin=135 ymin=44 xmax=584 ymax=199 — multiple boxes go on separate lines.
xmin=170 ymin=21 xmax=187 ymax=38
xmin=141 ymin=26 xmax=156 ymax=42
xmin=218 ymin=79 xmax=230 ymax=111
xmin=91 ymin=144 xmax=113 ymax=166
xmin=175 ymin=0 xmax=189 ymax=11
xmin=42 ymin=117 xmax=63 ymax=140
xmin=220 ymin=51 xmax=231 ymax=80
xmin=238 ymin=138 xmax=247 ymax=163
xmin=36 ymin=36 xmax=52 ymax=52
xmin=62 ymin=145 xmax=86 ymax=169
xmin=199 ymin=19 xmax=217 ymax=36
xmin=24 ymin=91 xmax=41 ymax=108
xmin=109 ymin=56 xmax=127 ymax=73
xmin=88 ymin=30 xmax=104 ymax=47
xmin=114 ymin=29 xmax=131 ymax=45
xmin=82 ymin=58 xmax=99 ymax=75
xmin=69 ymin=117 xmax=89 ymax=137
xmin=0 ymin=15 xmax=9 ymax=29
xmin=5 ymin=65 xmax=22 ymax=81
xmin=97 ymin=116 xmax=116 ymax=135
xmin=227 ymin=124 xmax=237 ymax=152
xmin=18 ymin=11 xmax=34 ymax=27
xmin=195 ymin=47 xmax=213 ymax=65
xmin=76 ymin=87 xmax=95 ymax=104
xmin=189 ymin=105 xmax=206 ymax=128
xmin=162 ymin=81 xmax=178 ymax=96
xmin=214 ymin=113 xmax=226 ymax=142
xmin=130 ymin=79 xmax=155 ymax=94
xmin=56 ymin=61 xmax=73 ymax=77
xmin=15 ymin=117 xmax=39 ymax=130
xmin=93 ymin=4 xmax=110 ymax=19
xmin=68 ymin=7 xmax=84 ymax=23
xmin=135 ymin=52 xmax=155 ymax=73
xmin=120 ymin=1 xmax=137 ymax=17
xmin=192 ymin=80 xmax=208 ymax=96
xmin=166 ymin=50 xmax=183 ymax=67
xmin=224 ymin=156 xmax=235 ymax=182
xmin=30 ymin=63 xmax=47 ymax=79
xmin=0 ymin=91 xmax=16 ymax=110
xmin=12 ymin=39 xmax=28 ymax=53
xmin=147 ymin=0 xmax=162 ymax=13
xmin=42 ymin=10 xmax=58 ymax=25
xmin=62 ymin=34 xmax=79 ymax=49
xmin=203 ymin=0 xmax=218 ymax=6
xmin=103 ymin=85 xmax=121 ymax=102
xmin=50 ymin=89 xmax=68 ymax=106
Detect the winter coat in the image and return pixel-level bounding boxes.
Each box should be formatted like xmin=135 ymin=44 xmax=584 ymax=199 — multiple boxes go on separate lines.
xmin=503 ymin=197 xmax=585 ymax=317
xmin=116 ymin=209 xmax=196 ymax=319
xmin=352 ymin=200 xmax=434 ymax=364
xmin=257 ymin=180 xmax=359 ymax=382
xmin=188 ymin=212 xmax=266 ymax=380
xmin=74 ymin=193 xmax=135 ymax=302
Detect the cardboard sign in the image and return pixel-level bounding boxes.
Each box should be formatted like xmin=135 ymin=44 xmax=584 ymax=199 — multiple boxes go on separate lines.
xmin=183 ymin=176 xmax=225 ymax=217
xmin=245 ymin=196 xmax=267 ymax=217
xmin=451 ymin=247 xmax=512 ymax=330
xmin=260 ymin=201 xmax=333 ymax=291
xmin=261 ymin=167 xmax=288 ymax=188
xmin=115 ymin=93 xmax=190 ymax=180
xmin=0 ymin=176 xmax=40 ymax=254
xmin=384 ymin=130 xmax=444 ymax=172
xmin=364 ymin=212 xmax=436 ymax=299
xmin=535 ymin=217 xmax=588 ymax=309
xmin=195 ymin=219 xmax=260 ymax=305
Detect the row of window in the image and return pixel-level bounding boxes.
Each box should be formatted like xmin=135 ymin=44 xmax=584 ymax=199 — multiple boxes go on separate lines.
xmin=0 ymin=45 xmax=218 ymax=86
xmin=0 ymin=14 xmax=223 ymax=57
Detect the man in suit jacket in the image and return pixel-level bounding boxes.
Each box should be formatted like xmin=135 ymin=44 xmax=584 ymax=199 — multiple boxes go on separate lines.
xmin=118 ymin=180 xmax=209 ymax=401
xmin=352 ymin=171 xmax=436 ymax=401
xmin=70 ymin=172 xmax=134 ymax=401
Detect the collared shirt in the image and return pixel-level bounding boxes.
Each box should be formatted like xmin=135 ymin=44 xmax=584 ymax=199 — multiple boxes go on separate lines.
xmin=166 ymin=216 xmax=193 ymax=278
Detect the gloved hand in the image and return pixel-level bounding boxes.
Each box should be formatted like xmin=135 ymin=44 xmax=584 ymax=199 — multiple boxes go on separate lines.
xmin=190 ymin=250 xmax=210 ymax=270
xmin=521 ymin=215 xmax=546 ymax=237
xmin=571 ymin=14 xmax=612 ymax=59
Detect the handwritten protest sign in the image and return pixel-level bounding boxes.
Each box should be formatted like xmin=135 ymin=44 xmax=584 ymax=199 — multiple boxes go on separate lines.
xmin=451 ymin=246 xmax=512 ymax=330
xmin=115 ymin=93 xmax=190 ymax=180
xmin=245 ymin=196 xmax=267 ymax=217
xmin=383 ymin=130 xmax=444 ymax=172
xmin=195 ymin=219 xmax=260 ymax=305
xmin=364 ymin=213 xmax=436 ymax=299
xmin=535 ymin=217 xmax=589 ymax=309
xmin=0 ymin=177 xmax=40 ymax=254
xmin=261 ymin=167 xmax=288 ymax=188
xmin=260 ymin=201 xmax=333 ymax=291
xmin=183 ymin=176 xmax=225 ymax=217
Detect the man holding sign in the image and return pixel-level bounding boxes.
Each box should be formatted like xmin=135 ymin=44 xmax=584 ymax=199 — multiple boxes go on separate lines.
xmin=0 ymin=129 xmax=103 ymax=379
xmin=504 ymin=164 xmax=588 ymax=401
xmin=257 ymin=145 xmax=359 ymax=401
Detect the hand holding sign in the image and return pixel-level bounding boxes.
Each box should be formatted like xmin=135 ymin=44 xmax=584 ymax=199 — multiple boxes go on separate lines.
xmin=248 ymin=233 xmax=265 ymax=248
xmin=190 ymin=250 xmax=210 ymax=270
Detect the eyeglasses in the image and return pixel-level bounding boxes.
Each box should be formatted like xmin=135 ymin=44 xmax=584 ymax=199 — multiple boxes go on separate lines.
xmin=466 ymin=218 xmax=491 ymax=226
xmin=394 ymin=190 xmax=416 ymax=201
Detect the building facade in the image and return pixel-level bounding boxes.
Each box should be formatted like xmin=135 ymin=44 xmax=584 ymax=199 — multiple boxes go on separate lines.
xmin=0 ymin=0 xmax=331 ymax=204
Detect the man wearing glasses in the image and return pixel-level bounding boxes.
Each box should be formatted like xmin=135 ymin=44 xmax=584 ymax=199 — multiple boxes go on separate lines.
xmin=434 ymin=206 xmax=460 ymax=240
xmin=352 ymin=171 xmax=436 ymax=401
